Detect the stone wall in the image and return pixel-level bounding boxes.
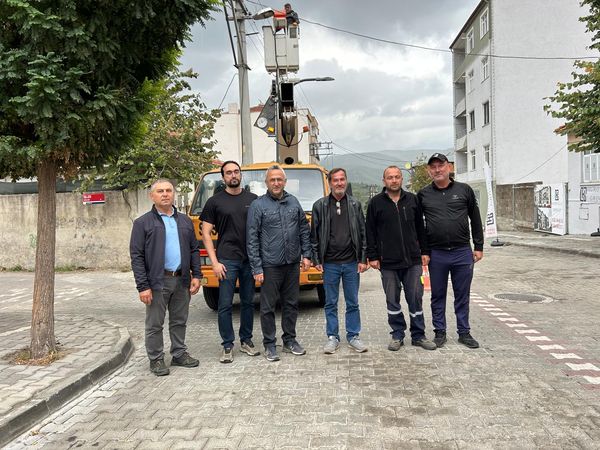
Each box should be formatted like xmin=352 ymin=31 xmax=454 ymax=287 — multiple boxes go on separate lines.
xmin=0 ymin=190 xmax=153 ymax=270
xmin=496 ymin=183 xmax=537 ymax=231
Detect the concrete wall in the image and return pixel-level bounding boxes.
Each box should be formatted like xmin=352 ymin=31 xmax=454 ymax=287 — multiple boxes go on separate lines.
xmin=0 ymin=190 xmax=153 ymax=270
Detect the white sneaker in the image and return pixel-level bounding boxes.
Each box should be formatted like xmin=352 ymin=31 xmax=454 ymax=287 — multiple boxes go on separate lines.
xmin=323 ymin=336 xmax=340 ymax=354
xmin=348 ymin=337 xmax=368 ymax=353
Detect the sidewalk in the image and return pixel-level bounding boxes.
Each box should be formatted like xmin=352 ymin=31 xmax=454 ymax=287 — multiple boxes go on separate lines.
xmin=0 ymin=314 xmax=132 ymax=448
xmin=496 ymin=229 xmax=600 ymax=258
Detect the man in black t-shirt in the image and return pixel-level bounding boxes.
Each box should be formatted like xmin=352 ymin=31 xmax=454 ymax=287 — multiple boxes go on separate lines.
xmin=201 ymin=161 xmax=259 ymax=363
xmin=310 ymin=168 xmax=369 ymax=354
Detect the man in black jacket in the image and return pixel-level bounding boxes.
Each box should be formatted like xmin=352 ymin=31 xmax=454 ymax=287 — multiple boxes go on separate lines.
xmin=130 ymin=179 xmax=201 ymax=376
xmin=366 ymin=166 xmax=437 ymax=352
xmin=417 ymin=153 xmax=484 ymax=349
xmin=311 ymin=168 xmax=368 ymax=354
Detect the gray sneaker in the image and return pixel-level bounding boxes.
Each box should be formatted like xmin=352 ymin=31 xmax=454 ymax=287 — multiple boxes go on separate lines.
xmin=283 ymin=340 xmax=306 ymax=355
xmin=149 ymin=358 xmax=170 ymax=376
xmin=264 ymin=345 xmax=280 ymax=362
xmin=348 ymin=337 xmax=368 ymax=353
xmin=323 ymin=336 xmax=340 ymax=354
xmin=240 ymin=340 xmax=260 ymax=356
xmin=411 ymin=338 xmax=437 ymax=351
xmin=220 ymin=347 xmax=234 ymax=363
xmin=388 ymin=338 xmax=404 ymax=351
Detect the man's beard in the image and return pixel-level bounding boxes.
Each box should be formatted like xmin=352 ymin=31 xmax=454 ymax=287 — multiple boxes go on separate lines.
xmin=226 ymin=178 xmax=240 ymax=188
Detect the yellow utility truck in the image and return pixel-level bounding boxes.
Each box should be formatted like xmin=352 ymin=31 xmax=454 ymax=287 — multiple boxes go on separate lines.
xmin=189 ymin=162 xmax=329 ymax=310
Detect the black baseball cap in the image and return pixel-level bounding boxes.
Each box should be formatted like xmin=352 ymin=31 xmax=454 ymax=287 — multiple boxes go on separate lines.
xmin=427 ymin=153 xmax=449 ymax=165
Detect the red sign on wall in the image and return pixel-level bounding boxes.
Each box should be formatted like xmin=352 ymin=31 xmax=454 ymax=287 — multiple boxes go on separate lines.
xmin=82 ymin=193 xmax=105 ymax=205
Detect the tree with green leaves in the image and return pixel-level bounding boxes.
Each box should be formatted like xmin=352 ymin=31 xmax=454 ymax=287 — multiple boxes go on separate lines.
xmin=407 ymin=162 xmax=431 ymax=193
xmin=544 ymin=0 xmax=600 ymax=152
xmin=84 ymin=69 xmax=219 ymax=193
xmin=0 ymin=0 xmax=216 ymax=359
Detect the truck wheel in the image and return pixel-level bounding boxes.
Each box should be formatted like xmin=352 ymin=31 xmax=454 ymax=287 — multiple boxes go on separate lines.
xmin=316 ymin=284 xmax=326 ymax=307
xmin=203 ymin=287 xmax=219 ymax=310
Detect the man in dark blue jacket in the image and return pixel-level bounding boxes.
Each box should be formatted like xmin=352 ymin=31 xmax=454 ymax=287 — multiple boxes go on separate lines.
xmin=418 ymin=153 xmax=484 ymax=349
xmin=246 ymin=165 xmax=312 ymax=362
xmin=130 ymin=179 xmax=201 ymax=376
xmin=366 ymin=166 xmax=437 ymax=352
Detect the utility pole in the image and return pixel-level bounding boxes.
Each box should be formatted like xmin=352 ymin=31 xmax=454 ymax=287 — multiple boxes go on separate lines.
xmin=233 ymin=0 xmax=253 ymax=165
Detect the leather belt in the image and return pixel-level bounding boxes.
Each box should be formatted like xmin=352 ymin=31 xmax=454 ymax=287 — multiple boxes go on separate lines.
xmin=164 ymin=270 xmax=182 ymax=277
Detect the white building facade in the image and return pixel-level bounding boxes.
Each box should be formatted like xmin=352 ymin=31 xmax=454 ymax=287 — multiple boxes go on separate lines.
xmin=451 ymin=0 xmax=598 ymax=234
xmin=212 ymin=103 xmax=320 ymax=165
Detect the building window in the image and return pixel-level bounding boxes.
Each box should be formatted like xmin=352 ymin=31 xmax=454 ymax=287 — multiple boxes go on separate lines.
xmin=470 ymin=149 xmax=476 ymax=171
xmin=482 ymin=56 xmax=489 ymax=80
xmin=467 ymin=28 xmax=474 ymax=53
xmin=583 ymin=151 xmax=600 ymax=182
xmin=467 ymin=70 xmax=474 ymax=92
xmin=469 ymin=110 xmax=475 ymax=131
xmin=484 ymin=145 xmax=491 ymax=166
xmin=483 ymin=101 xmax=490 ymax=125
xmin=480 ymin=9 xmax=489 ymax=37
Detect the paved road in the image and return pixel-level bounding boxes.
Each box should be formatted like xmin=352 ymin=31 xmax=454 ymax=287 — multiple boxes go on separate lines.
xmin=2 ymin=244 xmax=600 ymax=449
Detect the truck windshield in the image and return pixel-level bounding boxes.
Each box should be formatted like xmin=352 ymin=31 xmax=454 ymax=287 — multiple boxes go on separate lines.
xmin=190 ymin=168 xmax=325 ymax=215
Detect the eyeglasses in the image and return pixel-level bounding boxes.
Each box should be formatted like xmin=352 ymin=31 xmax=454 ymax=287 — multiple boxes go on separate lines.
xmin=336 ymin=201 xmax=341 ymax=216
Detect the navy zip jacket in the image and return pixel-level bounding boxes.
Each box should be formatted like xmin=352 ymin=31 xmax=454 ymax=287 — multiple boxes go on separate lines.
xmin=246 ymin=190 xmax=311 ymax=275
xmin=130 ymin=205 xmax=201 ymax=292
xmin=365 ymin=188 xmax=427 ymax=269
xmin=417 ymin=180 xmax=484 ymax=253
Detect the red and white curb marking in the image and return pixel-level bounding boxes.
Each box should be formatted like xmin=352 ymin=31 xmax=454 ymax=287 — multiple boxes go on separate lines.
xmin=471 ymin=293 xmax=600 ymax=389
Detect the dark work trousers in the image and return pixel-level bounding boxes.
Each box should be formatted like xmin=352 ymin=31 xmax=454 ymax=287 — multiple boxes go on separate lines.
xmin=380 ymin=264 xmax=426 ymax=341
xmin=428 ymin=246 xmax=474 ymax=335
xmin=145 ymin=276 xmax=190 ymax=361
xmin=260 ymin=263 xmax=300 ymax=348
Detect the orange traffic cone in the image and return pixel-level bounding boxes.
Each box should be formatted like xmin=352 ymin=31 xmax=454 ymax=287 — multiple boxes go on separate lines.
xmin=421 ymin=265 xmax=431 ymax=291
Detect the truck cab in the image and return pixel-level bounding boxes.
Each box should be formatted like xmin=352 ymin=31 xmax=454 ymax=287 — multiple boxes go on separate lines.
xmin=188 ymin=162 xmax=328 ymax=310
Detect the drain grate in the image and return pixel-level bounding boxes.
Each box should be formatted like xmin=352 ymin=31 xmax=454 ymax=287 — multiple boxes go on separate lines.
xmin=492 ymin=293 xmax=553 ymax=303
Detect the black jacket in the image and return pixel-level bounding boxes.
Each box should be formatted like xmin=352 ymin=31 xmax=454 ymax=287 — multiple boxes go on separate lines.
xmin=417 ymin=180 xmax=484 ymax=253
xmin=366 ymin=188 xmax=427 ymax=269
xmin=130 ymin=205 xmax=201 ymax=292
xmin=310 ymin=194 xmax=367 ymax=266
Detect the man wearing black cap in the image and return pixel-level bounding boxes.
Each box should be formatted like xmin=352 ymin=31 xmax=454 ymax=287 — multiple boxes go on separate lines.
xmin=417 ymin=153 xmax=484 ymax=349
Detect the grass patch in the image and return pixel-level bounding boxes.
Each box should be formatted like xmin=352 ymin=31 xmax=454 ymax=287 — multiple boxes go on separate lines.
xmin=55 ymin=265 xmax=89 ymax=272
xmin=4 ymin=346 xmax=69 ymax=366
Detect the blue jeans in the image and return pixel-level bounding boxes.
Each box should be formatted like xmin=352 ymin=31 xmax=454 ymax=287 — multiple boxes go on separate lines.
xmin=323 ymin=262 xmax=361 ymax=341
xmin=380 ymin=265 xmax=426 ymax=341
xmin=428 ymin=247 xmax=474 ymax=335
xmin=218 ymin=259 xmax=255 ymax=349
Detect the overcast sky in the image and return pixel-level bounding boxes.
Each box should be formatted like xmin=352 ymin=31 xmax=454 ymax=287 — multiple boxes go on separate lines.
xmin=179 ymin=0 xmax=481 ymax=154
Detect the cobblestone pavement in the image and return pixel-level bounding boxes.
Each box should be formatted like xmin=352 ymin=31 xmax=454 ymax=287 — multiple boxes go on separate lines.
xmin=2 ymin=243 xmax=600 ymax=449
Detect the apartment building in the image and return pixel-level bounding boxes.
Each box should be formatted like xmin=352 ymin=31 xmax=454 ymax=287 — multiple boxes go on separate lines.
xmin=450 ymin=0 xmax=598 ymax=234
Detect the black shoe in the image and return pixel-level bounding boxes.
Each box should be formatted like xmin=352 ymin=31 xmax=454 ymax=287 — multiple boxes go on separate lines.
xmin=149 ymin=358 xmax=170 ymax=376
xmin=433 ymin=331 xmax=447 ymax=348
xmin=458 ymin=333 xmax=480 ymax=349
xmin=171 ymin=352 xmax=199 ymax=367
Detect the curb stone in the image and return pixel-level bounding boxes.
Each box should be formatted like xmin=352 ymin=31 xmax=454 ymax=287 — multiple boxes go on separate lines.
xmin=0 ymin=321 xmax=133 ymax=448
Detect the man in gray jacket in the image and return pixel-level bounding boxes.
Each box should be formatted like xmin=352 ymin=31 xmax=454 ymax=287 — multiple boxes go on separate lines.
xmin=310 ymin=168 xmax=369 ymax=354
xmin=246 ymin=165 xmax=312 ymax=362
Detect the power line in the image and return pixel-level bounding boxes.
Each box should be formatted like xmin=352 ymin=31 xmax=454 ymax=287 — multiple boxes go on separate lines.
xmin=243 ymin=1 xmax=597 ymax=61
xmin=513 ymin=143 xmax=568 ymax=182
xmin=217 ymin=72 xmax=238 ymax=109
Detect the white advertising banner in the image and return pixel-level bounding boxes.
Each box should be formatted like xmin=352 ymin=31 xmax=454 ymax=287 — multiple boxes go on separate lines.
xmin=534 ymin=184 xmax=567 ymax=235
xmin=483 ymin=163 xmax=498 ymax=239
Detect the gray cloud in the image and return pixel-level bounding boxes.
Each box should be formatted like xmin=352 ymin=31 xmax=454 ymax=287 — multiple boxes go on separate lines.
xmin=179 ymin=0 xmax=481 ymax=152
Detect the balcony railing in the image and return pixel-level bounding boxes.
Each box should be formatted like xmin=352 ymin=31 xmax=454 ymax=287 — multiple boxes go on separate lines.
xmin=454 ymin=98 xmax=466 ymax=117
